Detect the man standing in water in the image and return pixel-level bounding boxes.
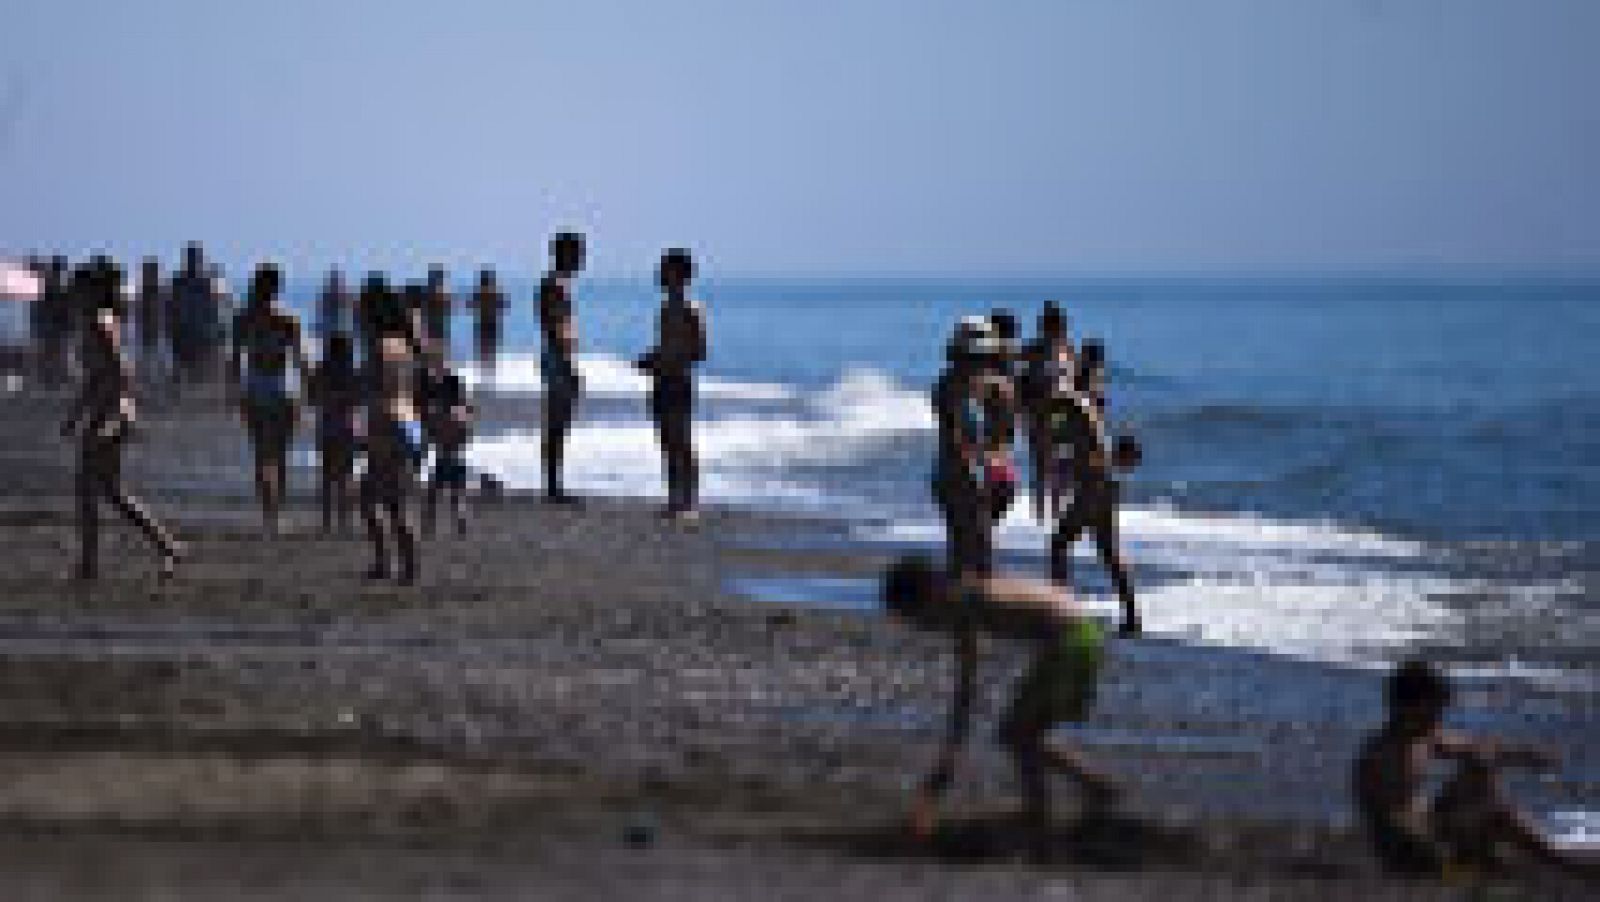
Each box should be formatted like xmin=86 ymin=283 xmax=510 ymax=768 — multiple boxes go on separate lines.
xmin=61 ymin=257 xmax=182 ymax=580
xmin=538 ymin=232 xmax=585 ymax=504
xmin=883 ymin=554 xmax=1119 ymax=858
xmin=637 ymin=249 xmax=707 ymax=521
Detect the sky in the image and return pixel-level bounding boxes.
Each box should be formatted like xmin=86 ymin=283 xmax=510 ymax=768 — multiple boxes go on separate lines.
xmin=1 ymin=0 xmax=1596 ymax=277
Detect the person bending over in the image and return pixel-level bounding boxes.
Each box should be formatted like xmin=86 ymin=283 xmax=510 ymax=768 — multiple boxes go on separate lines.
xmin=884 ymin=554 xmax=1119 ymax=858
xmin=1354 ymin=659 xmax=1596 ymax=880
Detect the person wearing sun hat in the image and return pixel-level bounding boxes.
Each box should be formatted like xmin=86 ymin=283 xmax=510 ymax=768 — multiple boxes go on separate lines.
xmin=931 ymin=316 xmax=1004 ymax=578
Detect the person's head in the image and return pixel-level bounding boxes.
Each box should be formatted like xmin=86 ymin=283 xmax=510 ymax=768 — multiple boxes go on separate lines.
xmin=49 ymin=255 xmax=67 ymax=277
xmin=1385 ymin=659 xmax=1451 ymax=734
xmin=325 ymin=268 xmax=343 ymax=289
xmin=477 ymin=267 xmax=496 ymax=289
xmin=947 ymin=315 xmax=1001 ymax=369
xmin=248 ymin=262 xmax=282 ymax=308
xmin=80 ymin=256 xmax=125 ymax=320
xmin=658 ymin=248 xmax=694 ymax=294
xmin=1076 ymin=338 xmax=1105 ymax=391
xmin=183 ymin=242 xmax=204 ymax=273
xmin=550 ymin=232 xmax=586 ymax=274
xmin=881 ymin=553 xmax=945 ymax=626
xmin=427 ymin=265 xmax=446 ymax=290
xmin=1039 ymin=301 xmax=1066 ymax=341
xmin=402 ymin=282 xmax=427 ymax=312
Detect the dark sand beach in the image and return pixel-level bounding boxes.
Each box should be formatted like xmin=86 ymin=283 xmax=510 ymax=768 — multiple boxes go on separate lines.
xmin=0 ymin=384 xmax=1592 ymax=899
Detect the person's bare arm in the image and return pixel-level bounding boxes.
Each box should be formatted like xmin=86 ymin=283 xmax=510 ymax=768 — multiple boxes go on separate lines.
xmin=287 ymin=317 xmax=312 ymax=390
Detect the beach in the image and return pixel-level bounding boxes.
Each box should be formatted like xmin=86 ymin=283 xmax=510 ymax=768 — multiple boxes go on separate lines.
xmin=0 ymin=381 xmax=1592 ymax=899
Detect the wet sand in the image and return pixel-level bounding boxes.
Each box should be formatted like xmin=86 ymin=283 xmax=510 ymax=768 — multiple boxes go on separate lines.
xmin=0 ymin=384 xmax=1592 ymax=898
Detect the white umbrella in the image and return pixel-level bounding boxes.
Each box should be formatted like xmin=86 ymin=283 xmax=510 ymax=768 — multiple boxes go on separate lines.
xmin=0 ymin=258 xmax=41 ymax=303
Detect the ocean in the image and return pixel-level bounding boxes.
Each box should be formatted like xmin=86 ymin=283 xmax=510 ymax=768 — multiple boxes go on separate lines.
xmin=286 ymin=276 xmax=1600 ymax=675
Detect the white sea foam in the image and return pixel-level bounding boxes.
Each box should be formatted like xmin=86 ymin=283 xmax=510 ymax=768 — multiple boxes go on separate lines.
xmin=467 ymin=362 xmax=1466 ymax=665
xmin=460 ymin=352 xmax=795 ymax=402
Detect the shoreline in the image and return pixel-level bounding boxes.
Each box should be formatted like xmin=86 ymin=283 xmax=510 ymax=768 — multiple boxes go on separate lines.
xmin=0 ymin=385 xmax=1594 ymax=896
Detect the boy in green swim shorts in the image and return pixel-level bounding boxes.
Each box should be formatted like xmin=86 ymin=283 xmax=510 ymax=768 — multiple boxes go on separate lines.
xmin=882 ymin=554 xmax=1119 ymax=853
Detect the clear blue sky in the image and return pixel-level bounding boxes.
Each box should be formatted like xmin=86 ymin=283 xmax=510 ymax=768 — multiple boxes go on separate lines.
xmin=2 ymin=0 xmax=1596 ymax=277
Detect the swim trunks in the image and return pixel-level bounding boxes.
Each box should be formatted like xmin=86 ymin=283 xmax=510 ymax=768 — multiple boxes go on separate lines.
xmin=542 ymin=351 xmax=581 ymax=401
xmin=1006 ymin=618 xmax=1105 ymax=727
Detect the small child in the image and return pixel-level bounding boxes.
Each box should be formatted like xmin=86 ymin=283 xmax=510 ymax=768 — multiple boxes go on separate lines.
xmin=1353 ymin=659 xmax=1594 ymax=878
xmin=419 ymin=353 xmax=472 ymax=536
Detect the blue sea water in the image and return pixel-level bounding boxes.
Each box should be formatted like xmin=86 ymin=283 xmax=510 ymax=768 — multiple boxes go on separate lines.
xmin=280 ymin=276 xmax=1600 ymax=668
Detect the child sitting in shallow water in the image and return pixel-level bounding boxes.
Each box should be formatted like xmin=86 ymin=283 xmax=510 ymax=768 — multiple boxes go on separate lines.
xmin=1353 ymin=659 xmax=1596 ymax=879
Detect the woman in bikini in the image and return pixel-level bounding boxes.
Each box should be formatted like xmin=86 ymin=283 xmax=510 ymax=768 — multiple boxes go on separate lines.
xmin=230 ymin=263 xmax=311 ymax=535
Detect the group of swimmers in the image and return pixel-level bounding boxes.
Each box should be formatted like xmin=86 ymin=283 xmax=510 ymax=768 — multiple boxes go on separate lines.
xmin=51 ymin=232 xmax=709 ymax=586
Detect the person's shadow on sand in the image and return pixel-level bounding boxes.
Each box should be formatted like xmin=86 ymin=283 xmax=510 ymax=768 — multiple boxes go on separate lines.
xmin=804 ymin=809 xmax=1205 ymax=870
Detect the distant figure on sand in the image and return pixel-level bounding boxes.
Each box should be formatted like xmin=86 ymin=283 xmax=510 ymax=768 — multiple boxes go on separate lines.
xmin=638 ymin=248 xmax=707 ymax=521
xmin=538 ymin=232 xmax=585 ymax=504
xmin=309 ymin=330 xmax=361 ymax=535
xmin=418 ymin=347 xmax=473 ymax=536
xmin=230 ymin=263 xmax=312 ymax=535
xmin=35 ymin=255 xmax=71 ymax=385
xmin=931 ymin=317 xmax=1001 ymax=577
xmin=169 ymin=242 xmax=219 ymax=386
xmin=1020 ymin=302 xmax=1075 ymax=522
xmin=61 ymin=257 xmax=181 ymax=581
xmin=883 ymin=555 xmax=1119 ymax=858
xmin=317 ymin=268 xmax=350 ymax=342
xmin=357 ymin=284 xmax=426 ymax=584
xmin=1354 ymin=659 xmax=1597 ymax=879
xmin=1045 ymin=355 xmax=1141 ymax=635
xmin=135 ymin=257 xmax=164 ymax=382
xmin=424 ymin=265 xmax=452 ymax=352
xmin=470 ymin=268 xmax=507 ymax=378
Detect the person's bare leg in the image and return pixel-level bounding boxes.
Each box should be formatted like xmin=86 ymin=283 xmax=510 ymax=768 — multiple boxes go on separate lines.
xmin=543 ymin=396 xmax=570 ymax=500
xmin=422 ymin=472 xmax=440 ymax=536
xmin=1092 ymin=516 xmax=1139 ymax=635
xmin=75 ymin=452 xmax=101 ymax=581
xmin=1050 ymin=509 xmax=1088 ymax=588
xmin=388 ymin=493 xmax=417 ymax=585
xmin=451 ymin=482 xmax=468 ymax=535
xmin=359 ymin=475 xmax=389 ymax=579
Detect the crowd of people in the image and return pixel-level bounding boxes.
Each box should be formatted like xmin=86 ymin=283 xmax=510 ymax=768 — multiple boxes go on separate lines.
xmin=25 ymin=234 xmax=707 ymax=586
xmin=11 ymin=241 xmax=1595 ymax=882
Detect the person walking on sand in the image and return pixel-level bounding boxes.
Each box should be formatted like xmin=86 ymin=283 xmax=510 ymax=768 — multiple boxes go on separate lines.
xmin=61 ymin=258 xmax=182 ymax=581
xmin=230 ymin=262 xmax=312 ymax=536
xmin=309 ymin=330 xmax=361 ymax=535
xmin=1354 ymin=659 xmax=1598 ymax=879
xmin=1020 ymin=302 xmax=1075 ymax=522
xmin=356 ymin=284 xmax=426 ymax=583
xmin=637 ymin=248 xmax=707 ymax=522
xmin=538 ymin=232 xmax=585 ymax=504
xmin=931 ymin=317 xmax=1001 ymax=578
xmin=1045 ymin=359 xmax=1142 ymax=635
xmin=883 ymin=554 xmax=1120 ymax=859
xmin=470 ymin=267 xmax=507 ymax=379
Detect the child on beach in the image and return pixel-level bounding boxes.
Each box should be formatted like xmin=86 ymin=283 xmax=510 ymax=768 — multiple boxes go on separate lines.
xmin=1354 ymin=659 xmax=1597 ymax=879
xmin=883 ymin=554 xmax=1119 ymax=858
xmin=419 ymin=349 xmax=473 ymax=536
xmin=309 ymin=331 xmax=361 ymax=535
